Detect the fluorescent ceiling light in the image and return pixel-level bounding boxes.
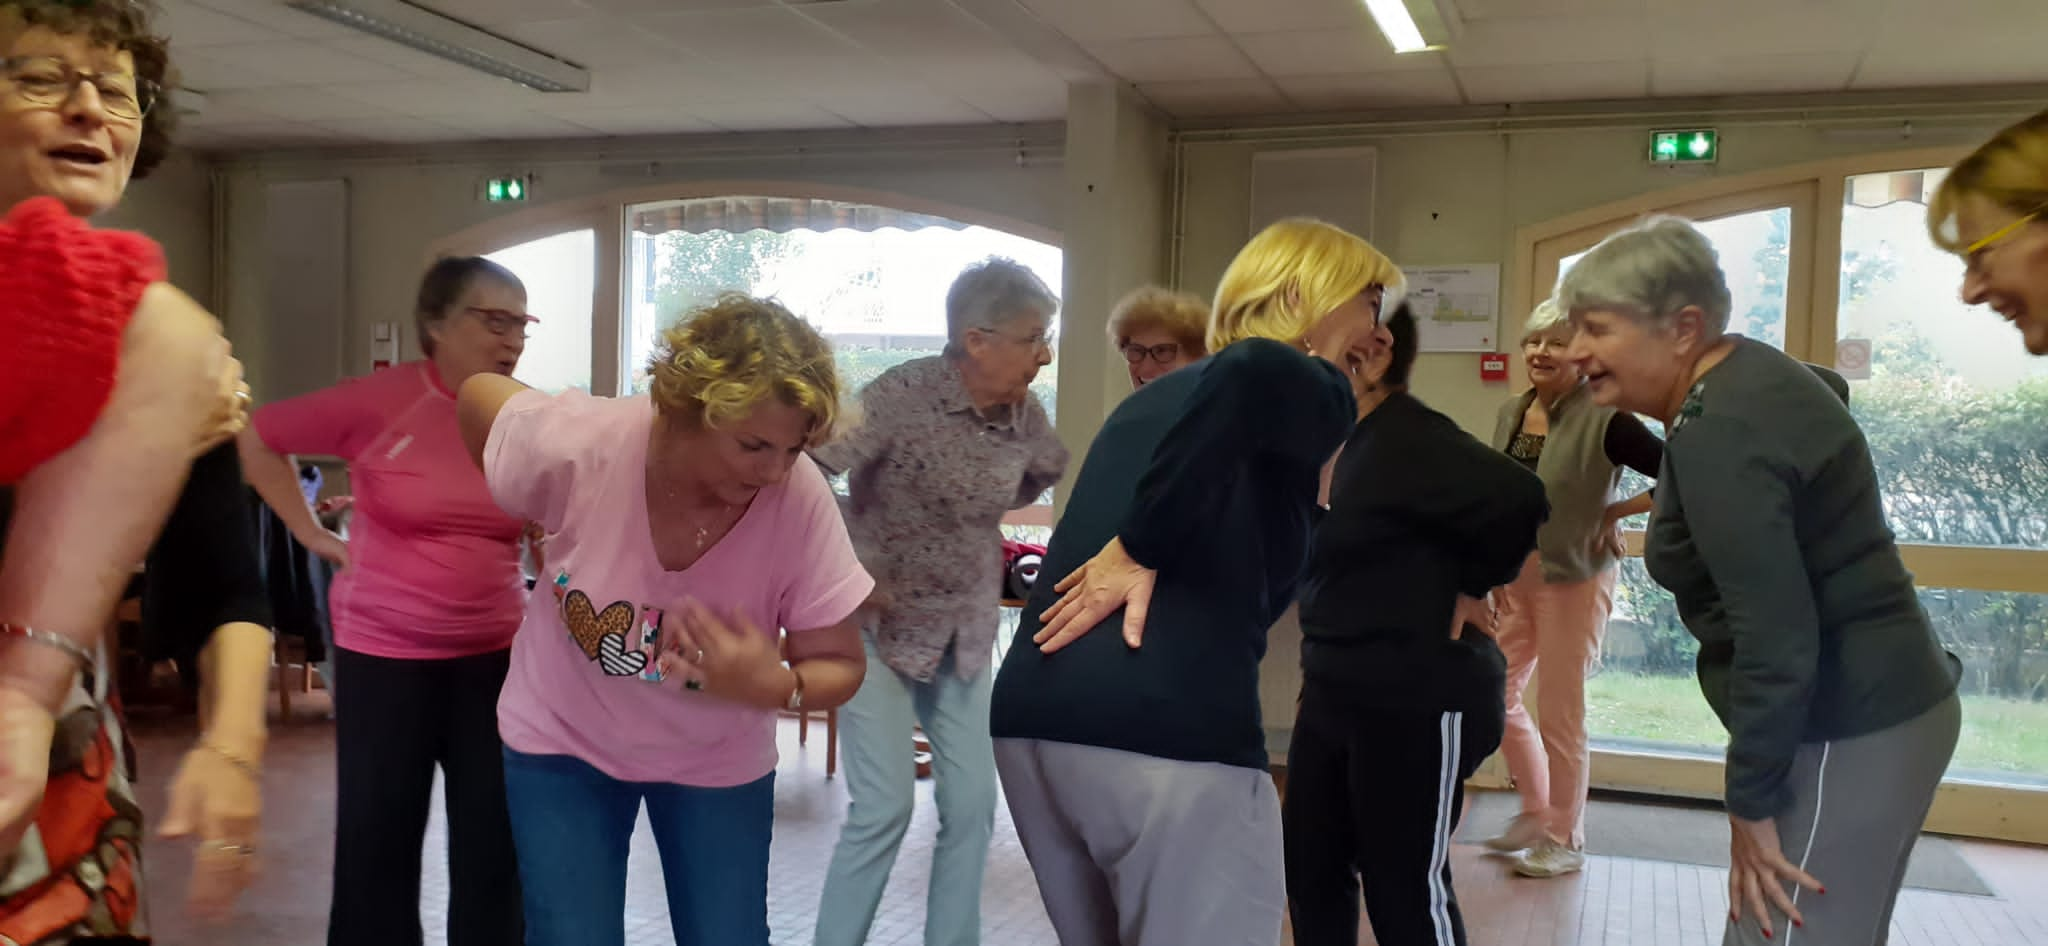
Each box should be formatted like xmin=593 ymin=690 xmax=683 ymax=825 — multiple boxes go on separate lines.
xmin=1363 ymin=0 xmax=1453 ymax=54
xmin=285 ymin=0 xmax=590 ymax=93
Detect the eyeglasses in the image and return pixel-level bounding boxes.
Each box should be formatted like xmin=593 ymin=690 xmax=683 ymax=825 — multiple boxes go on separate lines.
xmin=984 ymin=327 xmax=1057 ymax=351
xmin=1964 ymin=206 xmax=2043 ymax=272
xmin=466 ymin=307 xmax=539 ymax=338
xmin=1 ymin=56 xmax=159 ymax=122
xmin=1121 ymin=342 xmax=1183 ymax=365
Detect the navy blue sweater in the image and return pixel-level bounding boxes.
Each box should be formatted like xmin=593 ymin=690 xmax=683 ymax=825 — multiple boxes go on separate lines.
xmin=988 ymin=338 xmax=1357 ymax=770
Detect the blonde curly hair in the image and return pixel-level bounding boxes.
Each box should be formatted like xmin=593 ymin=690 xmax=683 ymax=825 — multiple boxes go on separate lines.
xmin=1928 ymin=108 xmax=2048 ymax=253
xmin=647 ymin=293 xmax=841 ymax=445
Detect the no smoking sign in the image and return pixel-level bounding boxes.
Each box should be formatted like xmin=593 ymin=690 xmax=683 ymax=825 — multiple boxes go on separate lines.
xmin=1836 ymin=338 xmax=1872 ymax=381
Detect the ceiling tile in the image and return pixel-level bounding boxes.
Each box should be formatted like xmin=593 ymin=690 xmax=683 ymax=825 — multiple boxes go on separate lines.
xmin=581 ymin=0 xmax=771 ymax=12
xmin=168 ymin=47 xmax=290 ymax=92
xmin=807 ymin=90 xmax=993 ymax=127
xmin=187 ymin=0 xmax=355 ymax=40
xmin=680 ymin=100 xmax=855 ymax=131
xmin=1086 ymin=35 xmax=1260 ymax=83
xmin=496 ymin=16 xmax=689 ymax=65
xmin=156 ymin=0 xmax=286 ymax=48
xmin=178 ymin=120 xmax=344 ymax=147
xmin=1135 ymin=77 xmax=1289 ymax=117
xmin=318 ymin=34 xmax=507 ymax=81
xmin=1272 ymin=70 xmax=1465 ymax=109
xmin=208 ymin=86 xmax=398 ymax=121
xmin=405 ymin=0 xmax=596 ymax=26
xmin=1651 ymin=52 xmax=1860 ymax=97
xmin=190 ymin=41 xmax=396 ymax=85
xmin=1235 ymin=29 xmax=1444 ymax=77
xmin=1195 ymin=0 xmax=1374 ymax=35
xmin=431 ymin=111 xmax=600 ymax=140
xmin=1854 ymin=1 xmax=2048 ymax=89
xmin=1448 ymin=14 xmax=1650 ymax=68
xmin=311 ymin=116 xmax=467 ymax=143
xmin=949 ymin=79 xmax=1070 ymax=123
xmin=1648 ymin=0 xmax=1879 ymax=59
xmin=1013 ymin=0 xmax=1215 ymax=42
xmin=800 ymin=0 xmax=1020 ymax=72
xmin=1456 ymin=60 xmax=1650 ymax=104
xmin=549 ymin=107 xmax=725 ymax=136
xmin=326 ymin=78 xmax=559 ymax=117
xmin=1457 ymin=0 xmax=1643 ymax=17
xmin=177 ymin=96 xmax=291 ymax=127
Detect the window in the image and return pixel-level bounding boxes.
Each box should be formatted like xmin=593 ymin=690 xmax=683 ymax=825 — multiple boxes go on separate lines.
xmin=1558 ymin=206 xmax=1794 ymax=350
xmin=486 ymin=229 xmax=594 ymax=394
xmin=622 ymin=201 xmax=1061 ymax=420
xmin=1838 ymin=168 xmax=2048 ymax=551
xmin=621 ymin=198 xmax=1063 ymax=505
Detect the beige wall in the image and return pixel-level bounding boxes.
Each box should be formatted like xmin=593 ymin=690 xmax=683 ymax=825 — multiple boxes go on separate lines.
xmin=1175 ymin=113 xmax=2017 ymax=437
xmin=212 ymin=127 xmax=1064 ymax=398
xmin=99 ymin=153 xmax=213 ymax=307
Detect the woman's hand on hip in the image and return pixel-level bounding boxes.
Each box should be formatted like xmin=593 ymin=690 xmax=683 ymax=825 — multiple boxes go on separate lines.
xmin=159 ymin=742 xmax=263 ymax=919
xmin=1728 ymin=814 xmax=1823 ymax=938
xmin=1450 ymin=592 xmax=1500 ymax=640
xmin=1034 ymin=536 xmax=1155 ymax=654
xmin=658 ymin=603 xmax=796 ymax=710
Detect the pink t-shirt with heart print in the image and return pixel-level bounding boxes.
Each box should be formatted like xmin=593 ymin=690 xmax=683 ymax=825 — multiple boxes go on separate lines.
xmin=483 ymin=389 xmax=872 ymax=787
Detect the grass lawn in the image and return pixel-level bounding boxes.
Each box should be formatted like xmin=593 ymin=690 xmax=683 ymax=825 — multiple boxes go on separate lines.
xmin=1584 ymin=671 xmax=2048 ymax=782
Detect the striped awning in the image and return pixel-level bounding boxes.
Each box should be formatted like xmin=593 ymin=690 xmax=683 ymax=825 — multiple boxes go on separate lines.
xmin=628 ymin=197 xmax=968 ymax=236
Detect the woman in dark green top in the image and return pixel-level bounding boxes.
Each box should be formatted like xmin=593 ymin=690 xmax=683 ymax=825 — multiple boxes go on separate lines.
xmin=1557 ymin=216 xmax=1961 ymax=946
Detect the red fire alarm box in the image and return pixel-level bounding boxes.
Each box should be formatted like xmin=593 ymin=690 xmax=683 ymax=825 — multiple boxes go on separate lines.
xmin=1480 ymin=353 xmax=1510 ymax=382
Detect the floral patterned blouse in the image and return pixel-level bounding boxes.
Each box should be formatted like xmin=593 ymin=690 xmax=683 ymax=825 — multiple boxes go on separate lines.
xmin=811 ymin=356 xmax=1068 ymax=683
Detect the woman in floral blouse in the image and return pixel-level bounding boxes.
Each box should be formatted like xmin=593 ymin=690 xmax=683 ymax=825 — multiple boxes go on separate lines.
xmin=812 ymin=257 xmax=1069 ymax=946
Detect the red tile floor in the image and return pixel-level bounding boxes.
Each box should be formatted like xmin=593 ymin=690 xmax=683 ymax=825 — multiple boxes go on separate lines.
xmin=133 ymin=694 xmax=2048 ymax=945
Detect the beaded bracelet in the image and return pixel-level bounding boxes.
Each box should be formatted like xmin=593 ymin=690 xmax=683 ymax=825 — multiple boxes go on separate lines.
xmin=0 ymin=621 xmax=94 ymax=674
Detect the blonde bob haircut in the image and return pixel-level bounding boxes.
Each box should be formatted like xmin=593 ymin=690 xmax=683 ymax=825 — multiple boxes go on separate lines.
xmin=1210 ymin=217 xmax=1404 ymax=353
xmin=647 ymin=293 xmax=841 ymax=445
xmin=1927 ymin=108 xmax=2048 ymax=253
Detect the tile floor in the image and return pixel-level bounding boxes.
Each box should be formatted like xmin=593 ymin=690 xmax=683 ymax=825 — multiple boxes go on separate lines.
xmin=130 ymin=693 xmax=2048 ymax=945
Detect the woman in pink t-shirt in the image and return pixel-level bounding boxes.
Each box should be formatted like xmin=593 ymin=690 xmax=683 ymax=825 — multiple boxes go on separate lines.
xmin=456 ymin=294 xmax=870 ymax=946
xmin=238 ymin=257 xmax=535 ymax=946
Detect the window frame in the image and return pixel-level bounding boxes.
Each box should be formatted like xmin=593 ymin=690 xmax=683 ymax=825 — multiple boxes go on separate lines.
xmin=1509 ymin=146 xmax=2048 ymax=844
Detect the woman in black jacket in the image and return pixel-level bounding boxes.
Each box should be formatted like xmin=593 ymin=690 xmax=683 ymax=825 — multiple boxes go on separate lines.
xmin=1284 ymin=305 xmax=1550 ymax=946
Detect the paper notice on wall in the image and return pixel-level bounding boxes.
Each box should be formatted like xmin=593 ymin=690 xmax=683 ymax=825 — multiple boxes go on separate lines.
xmin=1403 ymin=264 xmax=1501 ymax=352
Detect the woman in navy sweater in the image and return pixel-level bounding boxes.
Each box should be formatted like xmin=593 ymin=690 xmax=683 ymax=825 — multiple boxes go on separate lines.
xmin=990 ymin=218 xmax=1398 ymax=946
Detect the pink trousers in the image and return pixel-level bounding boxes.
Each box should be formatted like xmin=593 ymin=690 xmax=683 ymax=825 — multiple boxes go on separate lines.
xmin=1495 ymin=552 xmax=1615 ymax=850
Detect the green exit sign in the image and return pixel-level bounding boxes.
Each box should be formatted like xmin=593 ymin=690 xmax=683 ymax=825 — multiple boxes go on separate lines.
xmin=1649 ymin=129 xmax=1719 ymax=165
xmin=484 ymin=176 xmax=528 ymax=202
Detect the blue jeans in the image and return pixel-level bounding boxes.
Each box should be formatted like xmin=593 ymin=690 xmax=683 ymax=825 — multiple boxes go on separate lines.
xmin=501 ymin=747 xmax=775 ymax=946
xmin=816 ymin=637 xmax=996 ymax=946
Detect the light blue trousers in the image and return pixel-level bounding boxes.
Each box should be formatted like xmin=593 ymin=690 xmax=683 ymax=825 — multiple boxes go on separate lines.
xmin=816 ymin=637 xmax=996 ymax=946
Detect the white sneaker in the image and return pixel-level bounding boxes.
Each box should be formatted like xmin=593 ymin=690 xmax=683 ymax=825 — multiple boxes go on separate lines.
xmin=1482 ymin=812 xmax=1549 ymax=853
xmin=1511 ymin=840 xmax=1586 ymax=878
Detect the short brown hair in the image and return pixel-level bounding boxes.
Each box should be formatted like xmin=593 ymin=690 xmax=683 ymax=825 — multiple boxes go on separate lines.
xmin=413 ymin=256 xmax=525 ymax=357
xmin=648 ymin=293 xmax=842 ymax=446
xmin=0 ymin=1 xmax=177 ymax=179
xmin=1107 ymin=286 xmax=1209 ymax=355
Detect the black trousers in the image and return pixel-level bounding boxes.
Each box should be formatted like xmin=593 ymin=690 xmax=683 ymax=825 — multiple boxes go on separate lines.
xmin=328 ymin=647 xmax=523 ymax=946
xmin=1282 ymin=686 xmax=1504 ymax=946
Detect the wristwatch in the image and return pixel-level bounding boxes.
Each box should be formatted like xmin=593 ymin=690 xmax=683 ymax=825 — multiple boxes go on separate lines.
xmin=785 ymin=666 xmax=806 ymax=712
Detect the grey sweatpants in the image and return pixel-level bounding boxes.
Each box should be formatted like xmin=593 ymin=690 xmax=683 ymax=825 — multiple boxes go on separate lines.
xmin=994 ymin=738 xmax=1286 ymax=946
xmin=1724 ymin=692 xmax=1961 ymax=946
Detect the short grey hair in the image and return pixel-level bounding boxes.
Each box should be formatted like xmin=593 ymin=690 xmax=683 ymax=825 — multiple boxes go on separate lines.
xmin=945 ymin=257 xmax=1059 ymax=357
xmin=1555 ymin=216 xmax=1732 ymax=334
xmin=1523 ymin=297 xmax=1568 ymax=340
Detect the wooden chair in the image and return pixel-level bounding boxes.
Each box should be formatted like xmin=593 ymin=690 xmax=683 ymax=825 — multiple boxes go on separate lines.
xmin=273 ymin=635 xmax=317 ymax=719
xmin=787 ymin=706 xmax=839 ymax=778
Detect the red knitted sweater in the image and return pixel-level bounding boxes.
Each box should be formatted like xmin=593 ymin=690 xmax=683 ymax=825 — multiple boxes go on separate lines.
xmin=0 ymin=197 xmax=167 ymax=484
